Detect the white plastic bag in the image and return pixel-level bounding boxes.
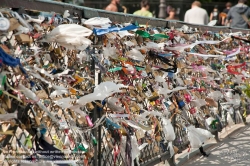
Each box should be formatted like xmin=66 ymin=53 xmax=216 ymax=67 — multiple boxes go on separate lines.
xmin=208 ymin=91 xmax=223 ymax=101
xmin=0 ymin=111 xmax=17 ymax=121
xmin=162 ymin=118 xmax=176 ymax=141
xmin=131 ymin=135 xmax=140 ymax=166
xmin=191 ymin=99 xmax=207 ymax=108
xmin=107 ymin=97 xmax=125 ymax=113
xmin=77 ymin=81 xmax=127 ymax=105
xmin=168 ymin=141 xmax=175 ymax=158
xmin=187 ymin=125 xmax=214 ymax=149
xmin=127 ymin=49 xmax=145 ymax=61
xmin=227 ymin=112 xmax=235 ymax=127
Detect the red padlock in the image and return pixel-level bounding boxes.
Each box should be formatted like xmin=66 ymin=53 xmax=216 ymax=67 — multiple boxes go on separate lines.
xmin=155 ymin=99 xmax=161 ymax=105
xmin=184 ymin=94 xmax=191 ymax=103
xmin=189 ymin=107 xmax=196 ymax=114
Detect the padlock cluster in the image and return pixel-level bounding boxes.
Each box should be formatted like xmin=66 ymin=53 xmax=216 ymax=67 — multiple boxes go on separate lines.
xmin=0 ymin=7 xmax=249 ymax=166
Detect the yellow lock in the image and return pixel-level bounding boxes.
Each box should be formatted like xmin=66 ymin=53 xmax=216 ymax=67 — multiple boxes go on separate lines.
xmin=150 ymin=101 xmax=155 ymax=106
xmin=73 ymin=75 xmax=85 ymax=86
xmin=220 ymin=84 xmax=224 ymax=88
xmin=69 ymin=88 xmax=77 ymax=95
xmin=52 ymin=135 xmax=64 ymax=150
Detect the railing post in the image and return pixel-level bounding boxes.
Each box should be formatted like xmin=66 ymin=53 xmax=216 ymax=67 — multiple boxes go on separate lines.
xmin=158 ymin=0 xmax=166 ymax=19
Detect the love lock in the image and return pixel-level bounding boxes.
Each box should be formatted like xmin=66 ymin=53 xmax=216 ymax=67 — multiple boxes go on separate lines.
xmin=0 ymin=13 xmax=10 ymax=31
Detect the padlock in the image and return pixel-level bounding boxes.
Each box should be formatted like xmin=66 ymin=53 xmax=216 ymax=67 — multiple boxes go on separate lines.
xmin=155 ymin=134 xmax=161 ymax=142
xmin=15 ymin=34 xmax=31 ymax=43
xmin=35 ymin=90 xmax=48 ymax=99
xmin=0 ymin=12 xmax=10 ymax=31
xmin=86 ymin=102 xmax=94 ymax=111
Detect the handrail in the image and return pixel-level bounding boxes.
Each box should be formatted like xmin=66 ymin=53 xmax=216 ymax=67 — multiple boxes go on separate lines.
xmin=2 ymin=0 xmax=250 ymax=33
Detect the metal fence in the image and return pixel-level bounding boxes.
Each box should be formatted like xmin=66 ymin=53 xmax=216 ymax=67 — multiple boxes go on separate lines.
xmin=1 ymin=1 xmax=250 ymax=166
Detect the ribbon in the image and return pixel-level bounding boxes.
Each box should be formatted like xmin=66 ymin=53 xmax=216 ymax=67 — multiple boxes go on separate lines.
xmin=0 ymin=47 xmax=27 ymax=76
xmin=135 ymin=30 xmax=169 ymax=40
xmin=210 ymin=120 xmax=219 ymax=129
xmin=114 ymin=144 xmax=120 ymax=166
xmin=191 ymin=65 xmax=206 ymax=71
xmin=224 ymin=47 xmax=241 ymax=60
xmin=188 ymin=52 xmax=222 ymax=58
xmin=227 ymin=62 xmax=246 ymax=75
xmin=106 ymin=118 xmax=121 ymax=129
xmin=25 ymin=135 xmax=32 ymax=148
xmin=93 ymin=24 xmax=138 ymax=35
xmin=73 ymin=143 xmax=87 ymax=152
xmin=0 ymin=111 xmax=17 ymax=120
xmin=243 ymin=84 xmax=250 ymax=98
xmin=165 ymin=37 xmax=229 ymax=52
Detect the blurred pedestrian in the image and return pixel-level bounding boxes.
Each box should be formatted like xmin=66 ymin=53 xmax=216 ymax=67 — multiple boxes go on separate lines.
xmin=184 ymin=1 xmax=209 ymax=25
xmin=166 ymin=5 xmax=172 ymax=17
xmin=210 ymin=5 xmax=221 ymax=25
xmin=105 ymin=0 xmax=126 ymax=13
xmin=221 ymin=2 xmax=232 ymax=26
xmin=166 ymin=8 xmax=179 ymax=20
xmin=133 ymin=0 xmax=153 ymax=17
xmin=226 ymin=0 xmax=250 ymax=29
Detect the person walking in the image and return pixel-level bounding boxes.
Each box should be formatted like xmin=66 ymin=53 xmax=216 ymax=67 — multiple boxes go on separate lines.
xmin=210 ymin=5 xmax=221 ymax=25
xmin=184 ymin=1 xmax=209 ymax=25
xmin=221 ymin=2 xmax=232 ymax=26
xmin=133 ymin=0 xmax=153 ymax=17
xmin=166 ymin=8 xmax=179 ymax=21
xmin=226 ymin=0 xmax=250 ymax=29
xmin=105 ymin=0 xmax=126 ymax=13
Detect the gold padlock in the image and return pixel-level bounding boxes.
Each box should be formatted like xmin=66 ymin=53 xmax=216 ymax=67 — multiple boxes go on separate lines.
xmin=86 ymin=102 xmax=94 ymax=111
xmin=15 ymin=34 xmax=31 ymax=43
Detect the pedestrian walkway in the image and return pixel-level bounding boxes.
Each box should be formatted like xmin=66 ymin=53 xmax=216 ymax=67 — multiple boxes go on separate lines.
xmin=183 ymin=119 xmax=250 ymax=166
xmin=155 ymin=117 xmax=250 ymax=166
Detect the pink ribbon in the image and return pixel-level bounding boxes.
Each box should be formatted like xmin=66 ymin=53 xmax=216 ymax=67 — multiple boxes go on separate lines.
xmin=191 ymin=64 xmax=206 ymax=71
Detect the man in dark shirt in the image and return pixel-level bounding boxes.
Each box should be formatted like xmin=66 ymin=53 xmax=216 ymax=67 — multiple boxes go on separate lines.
xmin=226 ymin=0 xmax=250 ymax=29
xmin=223 ymin=2 xmax=232 ymax=14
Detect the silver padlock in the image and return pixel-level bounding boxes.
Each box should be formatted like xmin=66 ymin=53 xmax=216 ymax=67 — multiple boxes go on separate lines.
xmin=0 ymin=12 xmax=10 ymax=31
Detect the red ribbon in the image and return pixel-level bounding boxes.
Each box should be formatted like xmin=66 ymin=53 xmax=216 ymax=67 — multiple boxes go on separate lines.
xmin=114 ymin=144 xmax=120 ymax=166
xmin=227 ymin=62 xmax=246 ymax=75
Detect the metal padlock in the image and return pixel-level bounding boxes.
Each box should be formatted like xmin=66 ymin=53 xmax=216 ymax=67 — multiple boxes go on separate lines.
xmin=0 ymin=12 xmax=10 ymax=31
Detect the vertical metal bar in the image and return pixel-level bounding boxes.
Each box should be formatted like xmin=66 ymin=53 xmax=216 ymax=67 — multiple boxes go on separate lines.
xmin=93 ymin=105 xmax=98 ymax=166
xmin=91 ymin=54 xmax=98 ymax=166
xmin=98 ymin=72 xmax=102 ymax=166
xmin=168 ymin=113 xmax=176 ymax=166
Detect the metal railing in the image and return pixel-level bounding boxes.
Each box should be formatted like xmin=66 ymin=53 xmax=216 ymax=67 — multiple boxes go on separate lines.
xmin=1 ymin=1 xmax=249 ymax=166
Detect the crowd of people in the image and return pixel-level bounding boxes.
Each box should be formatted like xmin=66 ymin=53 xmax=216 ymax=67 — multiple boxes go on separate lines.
xmin=105 ymin=0 xmax=250 ymax=29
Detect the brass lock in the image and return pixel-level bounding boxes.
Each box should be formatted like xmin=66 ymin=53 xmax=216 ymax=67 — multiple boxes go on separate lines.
xmin=86 ymin=102 xmax=94 ymax=111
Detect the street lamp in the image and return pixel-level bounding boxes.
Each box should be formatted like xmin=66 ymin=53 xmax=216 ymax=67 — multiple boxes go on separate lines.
xmin=158 ymin=0 xmax=166 ymax=19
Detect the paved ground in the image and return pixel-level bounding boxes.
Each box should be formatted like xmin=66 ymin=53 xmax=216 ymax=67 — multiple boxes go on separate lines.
xmin=155 ymin=117 xmax=250 ymax=166
xmin=183 ymin=120 xmax=250 ymax=166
